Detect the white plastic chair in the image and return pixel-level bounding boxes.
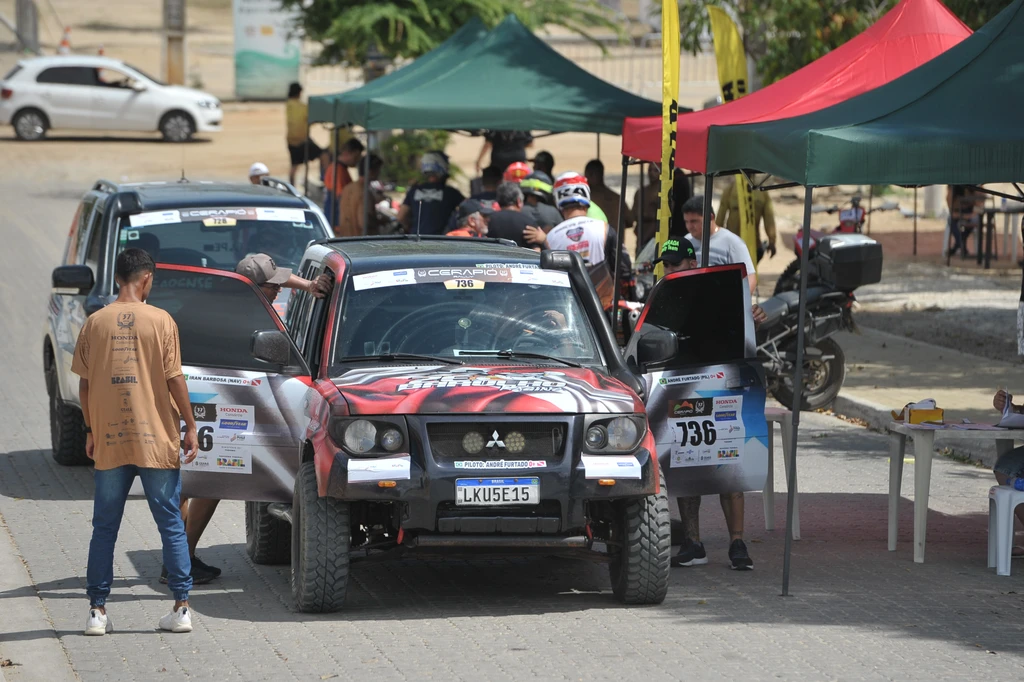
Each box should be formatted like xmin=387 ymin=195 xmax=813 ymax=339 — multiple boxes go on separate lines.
xmin=988 ymin=485 xmax=1024 ymax=576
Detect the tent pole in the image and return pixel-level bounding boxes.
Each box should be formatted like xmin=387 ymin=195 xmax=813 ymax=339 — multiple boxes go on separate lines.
xmin=783 ymin=186 xmax=813 ymax=598
xmin=866 ymin=184 xmax=874 ymax=235
xmin=700 ymin=175 xmax=713 ymax=268
xmin=636 ymin=162 xmax=644 ymax=258
xmin=913 ymin=187 xmax=918 ymax=256
xmin=303 ymin=122 xmax=311 ymax=197
xmin=363 ymin=130 xmax=371 ymax=237
xmin=596 ymin=133 xmax=601 ymax=158
xmin=611 ymin=155 xmax=628 ymax=338
xmin=331 ymin=126 xmax=341 ymax=232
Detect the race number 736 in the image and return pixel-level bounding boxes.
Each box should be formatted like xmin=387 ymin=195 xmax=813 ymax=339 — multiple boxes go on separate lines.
xmin=676 ymin=420 xmax=717 ymax=446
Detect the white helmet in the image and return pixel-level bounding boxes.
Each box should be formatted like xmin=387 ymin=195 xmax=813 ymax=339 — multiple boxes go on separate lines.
xmin=553 ymin=171 xmax=591 ymax=209
xmin=420 ymin=151 xmax=450 ymax=177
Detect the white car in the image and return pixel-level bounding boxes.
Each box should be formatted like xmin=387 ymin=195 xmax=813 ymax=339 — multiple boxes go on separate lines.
xmin=0 ymin=55 xmax=222 ymax=142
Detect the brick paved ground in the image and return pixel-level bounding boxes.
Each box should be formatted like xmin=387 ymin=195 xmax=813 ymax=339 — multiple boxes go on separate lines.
xmin=1 ymin=160 xmax=1023 ymax=682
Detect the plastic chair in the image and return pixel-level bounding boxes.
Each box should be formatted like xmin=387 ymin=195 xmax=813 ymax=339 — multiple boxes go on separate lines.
xmin=987 ymin=485 xmax=1024 ymax=576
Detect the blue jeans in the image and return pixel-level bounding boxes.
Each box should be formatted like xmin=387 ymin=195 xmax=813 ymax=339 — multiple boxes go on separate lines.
xmin=87 ymin=466 xmax=192 ymax=606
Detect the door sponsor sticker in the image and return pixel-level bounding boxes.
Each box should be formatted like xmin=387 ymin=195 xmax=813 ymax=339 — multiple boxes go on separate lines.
xmin=581 ymin=455 xmax=642 ymax=480
xmin=659 ymin=371 xmax=726 ymax=386
xmin=670 ymin=394 xmax=746 ymax=468
xmin=181 ymin=404 xmax=256 ymax=474
xmin=348 ymin=455 xmax=412 ymax=483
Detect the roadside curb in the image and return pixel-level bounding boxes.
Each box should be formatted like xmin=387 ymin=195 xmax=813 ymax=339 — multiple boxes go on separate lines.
xmin=831 ymin=393 xmax=1003 ymax=469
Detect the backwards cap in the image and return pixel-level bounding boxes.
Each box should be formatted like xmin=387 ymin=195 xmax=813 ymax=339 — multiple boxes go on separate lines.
xmin=552 ymin=171 xmax=591 ymax=209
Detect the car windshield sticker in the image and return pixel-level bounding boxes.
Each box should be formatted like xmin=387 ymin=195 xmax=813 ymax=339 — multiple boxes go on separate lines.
xmin=255 ymin=207 xmax=306 ymax=224
xmin=125 ymin=230 xmax=140 ymax=241
xmin=443 ymin=279 xmax=485 ymax=290
xmin=670 ymin=395 xmax=745 ymax=468
xmin=454 ymin=460 xmax=547 ymax=470
xmin=180 ymin=404 xmax=255 ymax=475
xmin=202 ymin=217 xmax=237 ymax=227
xmin=129 ymin=210 xmax=181 ymax=227
xmin=352 ymin=268 xmax=570 ymax=292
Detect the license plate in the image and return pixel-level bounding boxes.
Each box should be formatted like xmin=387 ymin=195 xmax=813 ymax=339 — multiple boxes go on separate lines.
xmin=455 ymin=477 xmax=539 ymax=506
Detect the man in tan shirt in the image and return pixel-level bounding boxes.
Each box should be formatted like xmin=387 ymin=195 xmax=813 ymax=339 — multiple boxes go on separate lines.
xmin=339 ymin=153 xmax=383 ymax=237
xmin=72 ymin=248 xmax=199 ymax=636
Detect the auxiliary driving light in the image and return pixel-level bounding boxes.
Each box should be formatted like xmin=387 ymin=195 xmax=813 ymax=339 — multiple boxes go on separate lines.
xmin=505 ymin=431 xmax=526 ymax=453
xmin=462 ymin=431 xmax=484 ymax=454
xmin=380 ymin=428 xmax=403 ymax=452
xmin=585 ymin=425 xmax=608 ymax=449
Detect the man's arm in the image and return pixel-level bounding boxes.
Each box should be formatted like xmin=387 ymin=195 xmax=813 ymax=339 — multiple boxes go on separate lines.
xmin=762 ymin=195 xmax=777 ymax=256
xmin=715 ymin=183 xmax=732 ymax=228
xmin=476 ymin=140 xmax=492 ymax=173
xmin=168 ymin=375 xmax=198 ymax=464
xmin=79 ymin=378 xmax=94 ymax=460
xmin=285 ymin=273 xmax=331 ymax=298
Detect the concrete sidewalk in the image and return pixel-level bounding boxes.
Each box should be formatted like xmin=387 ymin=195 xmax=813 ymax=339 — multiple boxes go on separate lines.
xmin=832 ymin=326 xmax=1024 ymax=465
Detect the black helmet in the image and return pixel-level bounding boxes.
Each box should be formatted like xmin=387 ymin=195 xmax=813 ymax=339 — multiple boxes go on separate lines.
xmin=520 ymin=170 xmax=553 ymax=199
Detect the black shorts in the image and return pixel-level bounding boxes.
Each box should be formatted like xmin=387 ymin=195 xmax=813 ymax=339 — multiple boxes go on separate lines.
xmin=288 ymin=139 xmax=323 ymax=166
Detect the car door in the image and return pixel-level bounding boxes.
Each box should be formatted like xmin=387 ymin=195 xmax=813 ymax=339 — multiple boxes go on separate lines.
xmin=91 ymin=67 xmax=158 ymax=131
xmin=34 ymin=65 xmax=98 ymax=129
xmin=625 ymin=265 xmax=769 ymax=498
xmin=147 ymin=264 xmax=314 ymax=502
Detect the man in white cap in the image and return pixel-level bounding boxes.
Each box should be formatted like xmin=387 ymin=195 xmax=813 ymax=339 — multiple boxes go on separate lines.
xmin=249 ymin=162 xmax=270 ymax=185
xmin=167 ymin=252 xmax=329 ymax=586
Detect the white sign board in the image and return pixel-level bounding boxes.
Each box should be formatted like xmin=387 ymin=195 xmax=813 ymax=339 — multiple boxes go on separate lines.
xmin=233 ymin=0 xmax=301 ymax=100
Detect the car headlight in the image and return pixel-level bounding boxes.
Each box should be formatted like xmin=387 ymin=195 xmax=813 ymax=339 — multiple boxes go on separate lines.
xmin=585 ymin=425 xmax=608 ymax=449
xmin=344 ymin=419 xmax=376 ymax=454
xmin=197 ymin=99 xmax=220 ymax=109
xmin=380 ymin=427 xmax=403 ymax=452
xmin=583 ymin=415 xmax=644 ymax=453
xmin=606 ymin=417 xmax=639 ymax=451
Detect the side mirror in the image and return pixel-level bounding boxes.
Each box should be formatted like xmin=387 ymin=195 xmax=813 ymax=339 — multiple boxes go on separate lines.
xmin=52 ymin=265 xmax=94 ymax=295
xmin=251 ymin=330 xmax=291 ymax=366
xmin=130 ymin=81 xmax=147 ymax=92
xmin=540 ymin=250 xmax=573 ymax=271
xmin=636 ymin=328 xmax=678 ymax=368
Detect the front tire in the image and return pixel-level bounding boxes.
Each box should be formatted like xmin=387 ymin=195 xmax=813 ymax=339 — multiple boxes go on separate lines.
xmin=46 ymin=362 xmax=89 ymax=466
xmin=773 ymin=258 xmax=802 ymax=295
xmin=245 ymin=501 xmax=291 ymax=565
xmin=771 ymin=337 xmax=846 ymax=411
xmin=13 ymin=108 xmax=48 ymax=141
xmin=159 ymin=110 xmax=195 ymax=143
xmin=609 ymin=472 xmax=671 ymax=605
xmin=291 ymin=462 xmax=350 ymax=613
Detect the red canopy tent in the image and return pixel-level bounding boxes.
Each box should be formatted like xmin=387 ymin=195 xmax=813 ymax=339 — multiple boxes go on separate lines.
xmin=620 ymin=0 xmax=971 ymax=172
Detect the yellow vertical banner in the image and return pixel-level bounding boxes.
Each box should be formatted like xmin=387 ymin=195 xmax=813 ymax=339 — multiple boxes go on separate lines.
xmin=655 ymin=0 xmax=680 ymax=277
xmin=707 ymin=6 xmax=757 ymax=269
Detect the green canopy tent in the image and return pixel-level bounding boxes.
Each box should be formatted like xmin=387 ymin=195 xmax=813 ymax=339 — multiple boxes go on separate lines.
xmin=699 ymin=0 xmax=1024 ymax=595
xmin=308 ymin=14 xmax=661 ymax=134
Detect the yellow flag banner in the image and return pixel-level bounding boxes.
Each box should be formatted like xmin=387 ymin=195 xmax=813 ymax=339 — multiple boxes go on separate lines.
xmin=655 ymin=0 xmax=680 ymax=278
xmin=707 ymin=6 xmax=757 ymax=270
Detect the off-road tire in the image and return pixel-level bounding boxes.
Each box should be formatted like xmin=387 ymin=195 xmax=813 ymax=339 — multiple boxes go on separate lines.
xmin=291 ymin=462 xmax=350 ymax=613
xmin=13 ymin=108 xmax=48 ymax=141
xmin=771 ymin=337 xmax=847 ymax=411
xmin=609 ymin=472 xmax=671 ymax=605
xmin=46 ymin=362 xmax=89 ymax=466
xmin=773 ymin=258 xmax=802 ymax=295
xmin=245 ymin=501 xmax=291 ymax=565
xmin=159 ymin=110 xmax=195 ymax=143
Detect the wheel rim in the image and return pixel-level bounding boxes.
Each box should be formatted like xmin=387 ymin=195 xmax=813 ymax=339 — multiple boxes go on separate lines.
xmin=16 ymin=112 xmax=44 ymax=140
xmin=802 ymin=357 xmax=831 ymax=393
xmin=164 ymin=115 xmax=191 ymax=142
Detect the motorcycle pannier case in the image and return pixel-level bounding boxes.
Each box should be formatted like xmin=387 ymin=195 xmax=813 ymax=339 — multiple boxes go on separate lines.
xmin=816 ymin=234 xmax=882 ymax=289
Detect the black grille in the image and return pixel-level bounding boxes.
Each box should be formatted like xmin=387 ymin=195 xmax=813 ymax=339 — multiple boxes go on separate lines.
xmin=427 ymin=422 xmax=567 ymax=463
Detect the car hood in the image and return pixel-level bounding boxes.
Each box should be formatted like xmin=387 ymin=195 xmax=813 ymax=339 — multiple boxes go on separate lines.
xmin=333 ymin=365 xmax=642 ymax=415
xmin=162 ymin=85 xmax=218 ymax=102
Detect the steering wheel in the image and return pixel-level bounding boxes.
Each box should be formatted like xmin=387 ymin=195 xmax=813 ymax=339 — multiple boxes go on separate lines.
xmin=378 ymin=303 xmax=495 ymax=354
xmin=156 ymin=248 xmax=216 ymax=268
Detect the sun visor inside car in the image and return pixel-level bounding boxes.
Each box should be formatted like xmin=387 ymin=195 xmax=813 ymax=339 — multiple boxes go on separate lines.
xmin=628 ymin=265 xmax=754 ymax=370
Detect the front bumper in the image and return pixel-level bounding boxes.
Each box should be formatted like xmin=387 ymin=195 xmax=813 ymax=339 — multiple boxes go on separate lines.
xmin=196 ymin=110 xmax=223 ymax=133
xmin=320 ymin=415 xmax=657 ymax=534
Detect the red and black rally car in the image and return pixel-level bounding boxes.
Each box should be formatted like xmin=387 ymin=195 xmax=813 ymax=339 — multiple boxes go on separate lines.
xmin=137 ymin=236 xmax=674 ymax=612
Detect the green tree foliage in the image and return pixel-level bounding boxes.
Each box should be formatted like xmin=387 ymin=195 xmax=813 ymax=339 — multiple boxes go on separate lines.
xmin=944 ymin=0 xmax=1015 ymax=29
xmin=282 ymin=0 xmax=624 ymax=65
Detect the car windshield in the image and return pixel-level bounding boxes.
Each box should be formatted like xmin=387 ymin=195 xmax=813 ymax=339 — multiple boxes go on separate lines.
xmin=332 ymin=266 xmax=602 ymax=369
xmin=124 ymin=63 xmax=166 ymax=86
xmin=117 ymin=207 xmax=324 ymax=272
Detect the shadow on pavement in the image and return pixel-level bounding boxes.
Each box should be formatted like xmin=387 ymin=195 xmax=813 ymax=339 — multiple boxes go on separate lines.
xmin=0 ymin=135 xmax=213 ymax=145
xmin=0 ymin=450 xmax=94 ymax=502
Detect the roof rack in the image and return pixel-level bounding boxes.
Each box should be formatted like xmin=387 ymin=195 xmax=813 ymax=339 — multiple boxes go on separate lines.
xmin=315 ymin=234 xmax=520 ymax=248
xmin=260 ymin=176 xmax=303 ymax=198
xmin=93 ymin=179 xmax=120 ymax=194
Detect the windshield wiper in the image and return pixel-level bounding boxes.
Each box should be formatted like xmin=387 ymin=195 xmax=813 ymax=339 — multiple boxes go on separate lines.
xmin=343 ymin=353 xmax=464 ymax=366
xmin=456 ymin=349 xmax=582 ymax=368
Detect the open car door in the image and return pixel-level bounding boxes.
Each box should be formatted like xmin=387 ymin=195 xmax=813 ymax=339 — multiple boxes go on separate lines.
xmin=625 ymin=265 xmax=768 ymax=497
xmin=147 ymin=264 xmax=313 ymax=502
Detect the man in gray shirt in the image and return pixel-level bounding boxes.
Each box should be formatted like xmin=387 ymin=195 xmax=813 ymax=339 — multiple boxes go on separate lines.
xmin=682 ymin=195 xmax=757 ymax=294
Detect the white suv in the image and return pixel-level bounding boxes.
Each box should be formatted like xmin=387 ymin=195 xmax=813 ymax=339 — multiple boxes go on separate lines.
xmin=0 ymin=56 xmax=222 ymax=142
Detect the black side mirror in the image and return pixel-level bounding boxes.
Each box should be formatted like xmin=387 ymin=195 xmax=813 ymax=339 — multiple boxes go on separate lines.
xmin=251 ymin=330 xmax=291 ymax=366
xmin=636 ymin=328 xmax=678 ymax=369
xmin=52 ymin=265 xmax=95 ymax=295
xmin=540 ymin=250 xmax=573 ymax=271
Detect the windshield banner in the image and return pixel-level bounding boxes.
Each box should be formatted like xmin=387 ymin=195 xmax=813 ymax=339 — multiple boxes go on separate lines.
xmin=644 ymin=361 xmax=768 ymax=496
xmin=352 ymin=267 xmax=570 ymax=292
xmin=128 ymin=207 xmax=306 ymax=227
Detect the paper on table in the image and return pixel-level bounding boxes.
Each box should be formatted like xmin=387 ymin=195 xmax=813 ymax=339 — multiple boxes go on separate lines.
xmin=997 ymin=393 xmax=1024 ymax=429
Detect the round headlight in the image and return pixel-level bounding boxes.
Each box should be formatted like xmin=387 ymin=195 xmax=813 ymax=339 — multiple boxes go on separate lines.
xmin=505 ymin=431 xmax=526 ymax=453
xmin=585 ymin=425 xmax=607 ymax=450
xmin=462 ymin=431 xmax=484 ymax=454
xmin=380 ymin=428 xmax=403 ymax=452
xmin=344 ymin=419 xmax=377 ymax=454
xmin=606 ymin=417 xmax=640 ymax=451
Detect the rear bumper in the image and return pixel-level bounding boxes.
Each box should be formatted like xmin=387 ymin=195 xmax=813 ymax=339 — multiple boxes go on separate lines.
xmin=318 ymin=415 xmax=657 ymax=534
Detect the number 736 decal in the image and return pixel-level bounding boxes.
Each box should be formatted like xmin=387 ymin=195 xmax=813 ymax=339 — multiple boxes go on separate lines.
xmin=676 ymin=420 xmax=717 ymax=446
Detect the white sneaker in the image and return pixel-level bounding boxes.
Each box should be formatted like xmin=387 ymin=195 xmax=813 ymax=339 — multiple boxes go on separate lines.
xmin=158 ymin=605 xmax=193 ymax=633
xmin=84 ymin=608 xmax=112 ymax=636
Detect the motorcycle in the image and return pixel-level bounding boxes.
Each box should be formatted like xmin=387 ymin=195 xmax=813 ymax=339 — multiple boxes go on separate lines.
xmin=757 ymin=232 xmax=882 ymax=410
xmin=775 ymin=196 xmax=897 ymax=294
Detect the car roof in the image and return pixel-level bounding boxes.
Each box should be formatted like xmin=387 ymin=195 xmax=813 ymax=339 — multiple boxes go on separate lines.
xmin=321 ymin=237 xmax=542 ymax=274
xmin=16 ymin=55 xmax=137 ymax=71
xmin=114 ymin=182 xmax=311 ymax=211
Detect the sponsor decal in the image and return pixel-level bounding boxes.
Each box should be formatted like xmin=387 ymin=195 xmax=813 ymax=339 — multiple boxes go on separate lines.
xmin=715 ymin=410 xmax=737 ymax=421
xmin=192 ymin=403 xmax=217 ymax=422
xmin=110 ymin=335 xmax=138 ymax=341
xmin=566 ymin=227 xmax=585 ymax=242
xmin=129 ymin=210 xmax=180 ymax=227
xmin=714 ymin=396 xmax=740 ymax=407
xmin=453 ymin=460 xmax=546 ymax=470
xmin=111 ymin=376 xmax=138 ymax=385
xmin=157 ymin=276 xmax=214 ymax=291
xmin=660 ymin=371 xmax=727 ymax=386
xmin=219 ymin=419 xmax=248 ymax=430
xmin=220 ymin=407 xmax=248 ymax=414
xmin=670 ymin=398 xmax=713 ymax=418
xmin=398 ymin=370 xmax=568 ymax=394
xmin=185 ymin=373 xmax=258 ymax=387
xmin=116 ymin=312 xmax=135 ymax=329
xmin=216 ymin=456 xmax=247 ymax=469
xmin=717 ymin=447 xmax=740 ymax=459
xmin=475 ymin=263 xmax=538 ymax=269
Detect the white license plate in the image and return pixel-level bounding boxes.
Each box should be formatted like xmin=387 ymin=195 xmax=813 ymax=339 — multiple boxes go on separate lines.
xmin=455 ymin=477 xmax=540 ymax=506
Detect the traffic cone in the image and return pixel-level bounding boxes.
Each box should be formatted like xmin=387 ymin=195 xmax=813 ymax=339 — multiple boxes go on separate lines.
xmin=57 ymin=27 xmax=71 ymax=55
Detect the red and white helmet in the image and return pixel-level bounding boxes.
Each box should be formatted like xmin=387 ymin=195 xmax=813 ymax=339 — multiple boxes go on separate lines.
xmin=553 ymin=172 xmax=591 ymax=209
xmin=503 ymin=161 xmax=532 ymax=184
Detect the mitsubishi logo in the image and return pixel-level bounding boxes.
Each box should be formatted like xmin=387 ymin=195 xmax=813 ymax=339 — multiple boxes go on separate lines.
xmin=485 ymin=430 xmax=505 ymax=449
